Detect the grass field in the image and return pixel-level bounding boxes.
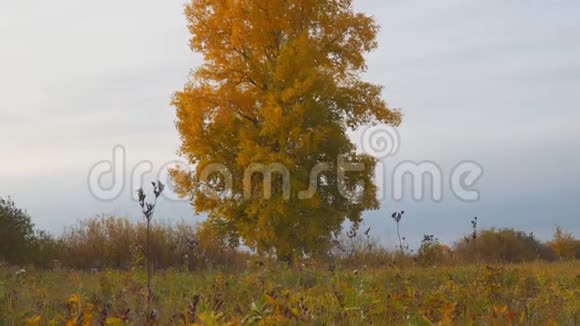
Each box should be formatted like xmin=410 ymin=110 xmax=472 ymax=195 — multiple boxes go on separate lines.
xmin=1 ymin=261 xmax=579 ymax=325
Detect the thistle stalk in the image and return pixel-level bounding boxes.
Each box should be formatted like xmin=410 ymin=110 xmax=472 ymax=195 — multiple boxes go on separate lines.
xmin=137 ymin=181 xmax=164 ymax=324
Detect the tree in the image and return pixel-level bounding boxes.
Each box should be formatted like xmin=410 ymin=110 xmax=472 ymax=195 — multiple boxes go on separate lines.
xmin=171 ymin=0 xmax=401 ymax=261
xmin=0 ymin=197 xmax=35 ymax=265
xmin=547 ymin=226 xmax=577 ymax=260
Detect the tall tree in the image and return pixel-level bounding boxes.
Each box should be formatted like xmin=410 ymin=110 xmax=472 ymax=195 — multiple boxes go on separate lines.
xmin=172 ymin=0 xmax=401 ymax=260
xmin=0 ymin=197 xmax=35 ymax=265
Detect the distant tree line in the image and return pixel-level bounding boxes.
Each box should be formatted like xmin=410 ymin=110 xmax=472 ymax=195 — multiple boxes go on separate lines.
xmin=1 ymin=197 xmax=578 ymax=270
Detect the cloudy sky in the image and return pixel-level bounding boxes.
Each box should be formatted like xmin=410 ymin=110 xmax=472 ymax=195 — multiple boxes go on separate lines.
xmin=1 ymin=1 xmax=579 ymax=247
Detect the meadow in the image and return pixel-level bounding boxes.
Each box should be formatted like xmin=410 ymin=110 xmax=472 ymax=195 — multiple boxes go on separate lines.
xmin=2 ymin=0 xmax=579 ymax=325
xmin=2 ymin=260 xmax=578 ymax=325
xmin=2 ymin=204 xmax=579 ymax=324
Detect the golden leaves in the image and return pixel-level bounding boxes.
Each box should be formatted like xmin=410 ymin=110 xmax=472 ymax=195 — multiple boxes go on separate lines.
xmin=174 ymin=0 xmax=401 ymax=255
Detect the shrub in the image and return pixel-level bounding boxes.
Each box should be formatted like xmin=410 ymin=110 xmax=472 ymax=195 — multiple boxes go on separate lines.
xmin=59 ymin=215 xmax=247 ymax=271
xmin=327 ymin=233 xmax=394 ymax=268
xmin=417 ymin=234 xmax=446 ymax=267
xmin=453 ymin=228 xmax=555 ymax=263
xmin=28 ymin=230 xmax=63 ymax=268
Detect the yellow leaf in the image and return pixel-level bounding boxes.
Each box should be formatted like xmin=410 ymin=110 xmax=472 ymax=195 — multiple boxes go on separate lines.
xmin=68 ymin=294 xmax=80 ymax=305
xmin=265 ymin=294 xmax=276 ymax=305
xmin=493 ymin=304 xmax=508 ymax=316
xmin=290 ymin=307 xmax=301 ymax=318
xmin=25 ymin=315 xmax=41 ymax=326
xmin=105 ymin=317 xmax=126 ymax=326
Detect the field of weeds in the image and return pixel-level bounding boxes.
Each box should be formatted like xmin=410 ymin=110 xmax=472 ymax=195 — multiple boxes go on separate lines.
xmin=1 ymin=261 xmax=578 ymax=325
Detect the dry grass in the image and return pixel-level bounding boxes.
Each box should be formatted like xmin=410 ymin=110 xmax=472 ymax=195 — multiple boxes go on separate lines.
xmin=1 ymin=261 xmax=578 ymax=325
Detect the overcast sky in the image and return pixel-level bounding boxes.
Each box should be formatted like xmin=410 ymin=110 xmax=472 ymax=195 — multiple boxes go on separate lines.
xmin=1 ymin=1 xmax=579 ymax=247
